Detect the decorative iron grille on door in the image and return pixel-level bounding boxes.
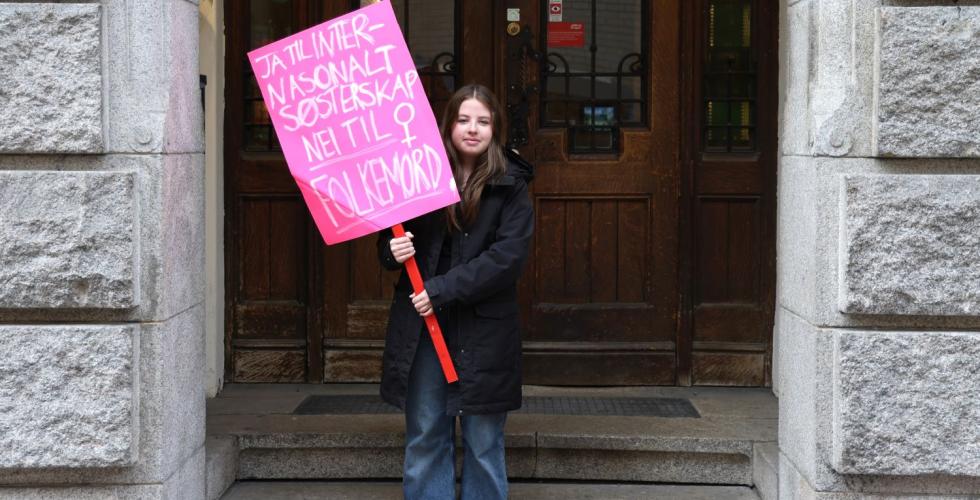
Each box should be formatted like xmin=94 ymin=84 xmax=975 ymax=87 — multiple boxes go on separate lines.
xmin=702 ymin=0 xmax=757 ymax=152
xmin=540 ymin=0 xmax=648 ymax=154
xmin=242 ymin=0 xmax=297 ymax=152
xmin=356 ymin=0 xmax=460 ymax=119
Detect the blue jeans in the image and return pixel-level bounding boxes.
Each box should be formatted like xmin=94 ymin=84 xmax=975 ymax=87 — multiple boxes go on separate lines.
xmin=404 ymin=333 xmax=508 ymax=500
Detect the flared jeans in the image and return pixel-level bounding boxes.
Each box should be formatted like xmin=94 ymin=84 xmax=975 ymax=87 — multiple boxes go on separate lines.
xmin=403 ymin=332 xmax=508 ymax=500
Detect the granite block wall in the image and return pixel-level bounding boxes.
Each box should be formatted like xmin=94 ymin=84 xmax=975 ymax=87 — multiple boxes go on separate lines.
xmin=0 ymin=1 xmax=206 ymax=498
xmin=777 ymin=1 xmax=980 ymax=498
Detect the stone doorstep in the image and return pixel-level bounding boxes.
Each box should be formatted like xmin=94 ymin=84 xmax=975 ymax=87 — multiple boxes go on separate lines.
xmin=206 ymin=435 xmax=239 ymax=500
xmin=205 ymin=385 xmax=777 ymax=495
xmin=206 ymin=413 xmax=775 ymax=488
xmin=220 ymin=481 xmax=763 ymax=500
xmin=752 ymin=442 xmax=778 ymax=500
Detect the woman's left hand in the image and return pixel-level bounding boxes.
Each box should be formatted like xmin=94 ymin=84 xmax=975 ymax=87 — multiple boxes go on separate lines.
xmin=409 ymin=290 xmax=434 ymax=317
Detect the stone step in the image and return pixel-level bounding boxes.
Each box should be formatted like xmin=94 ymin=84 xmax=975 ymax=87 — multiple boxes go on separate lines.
xmin=752 ymin=442 xmax=779 ymax=500
xmin=226 ymin=415 xmax=756 ymax=484
xmin=221 ymin=481 xmax=761 ymax=500
xmin=205 ymin=436 xmax=238 ymax=500
xmin=206 ymin=385 xmax=778 ymax=491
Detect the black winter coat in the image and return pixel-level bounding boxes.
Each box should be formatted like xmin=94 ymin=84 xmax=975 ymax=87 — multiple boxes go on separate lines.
xmin=376 ymin=151 xmax=534 ymax=415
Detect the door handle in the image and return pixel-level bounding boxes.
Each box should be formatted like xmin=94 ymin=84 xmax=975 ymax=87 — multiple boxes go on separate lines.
xmin=506 ymin=24 xmax=541 ymax=149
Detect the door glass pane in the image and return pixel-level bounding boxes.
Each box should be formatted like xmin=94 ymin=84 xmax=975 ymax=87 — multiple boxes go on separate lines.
xmin=245 ymin=0 xmax=295 ymax=152
xmin=595 ymin=1 xmax=643 ymax=73
xmin=620 ymin=102 xmax=642 ymax=125
xmin=542 ymin=0 xmax=648 ymax=153
xmin=566 ymin=76 xmax=593 ymax=100
xmin=244 ymin=125 xmax=272 ymax=151
xmin=596 ymin=76 xmax=641 ymax=101
xmin=250 ymin=0 xmax=294 ymax=49
xmin=546 ymin=0 xmax=593 ymax=73
xmin=362 ymin=0 xmax=457 ymax=118
xmin=703 ymin=0 xmax=756 ymax=152
xmin=544 ymin=101 xmax=568 ymax=126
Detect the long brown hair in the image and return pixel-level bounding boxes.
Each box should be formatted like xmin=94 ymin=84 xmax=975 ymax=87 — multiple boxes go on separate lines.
xmin=441 ymin=84 xmax=508 ymax=231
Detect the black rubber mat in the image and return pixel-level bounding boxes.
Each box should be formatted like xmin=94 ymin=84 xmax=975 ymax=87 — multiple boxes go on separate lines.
xmin=516 ymin=396 xmax=699 ymax=417
xmin=293 ymin=395 xmax=699 ymax=418
xmin=294 ymin=395 xmax=399 ymax=415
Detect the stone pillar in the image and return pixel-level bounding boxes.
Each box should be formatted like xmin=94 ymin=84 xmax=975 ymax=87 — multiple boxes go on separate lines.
xmin=776 ymin=1 xmax=980 ymax=498
xmin=0 ymin=1 xmax=206 ymax=498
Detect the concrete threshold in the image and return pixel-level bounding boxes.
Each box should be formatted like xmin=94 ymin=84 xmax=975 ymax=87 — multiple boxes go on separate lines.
xmin=206 ymin=384 xmax=776 ymax=498
xmin=221 ymin=480 xmax=761 ymax=499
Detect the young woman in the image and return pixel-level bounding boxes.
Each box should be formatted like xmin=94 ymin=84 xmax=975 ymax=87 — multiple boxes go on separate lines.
xmin=376 ymin=84 xmax=534 ymax=500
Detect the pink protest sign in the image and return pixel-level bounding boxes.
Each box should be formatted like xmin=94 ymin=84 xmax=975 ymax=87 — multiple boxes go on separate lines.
xmin=248 ymin=1 xmax=459 ymax=245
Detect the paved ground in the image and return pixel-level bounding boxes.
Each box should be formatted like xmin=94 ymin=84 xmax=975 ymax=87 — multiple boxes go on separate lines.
xmin=221 ymin=481 xmax=761 ymax=499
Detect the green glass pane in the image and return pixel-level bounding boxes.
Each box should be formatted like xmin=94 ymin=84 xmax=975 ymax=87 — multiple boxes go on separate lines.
xmin=247 ymin=0 xmax=293 ymax=151
xmin=245 ymin=100 xmax=269 ymax=125
xmin=709 ymin=0 xmax=751 ymax=49
xmin=249 ymin=0 xmax=294 ymax=49
xmin=707 ymin=0 xmax=752 ymax=72
xmin=705 ymin=127 xmax=729 ymax=151
xmin=704 ymin=78 xmax=727 ymax=99
xmin=244 ymin=125 xmax=271 ymax=151
xmin=703 ymin=0 xmax=756 ymax=152
xmin=732 ymin=127 xmax=754 ymax=150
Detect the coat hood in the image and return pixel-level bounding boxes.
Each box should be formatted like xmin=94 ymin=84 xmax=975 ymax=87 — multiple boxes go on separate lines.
xmin=504 ymin=148 xmax=535 ymax=183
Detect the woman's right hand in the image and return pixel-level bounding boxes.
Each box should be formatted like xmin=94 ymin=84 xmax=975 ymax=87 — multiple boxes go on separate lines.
xmin=389 ymin=232 xmax=415 ymax=264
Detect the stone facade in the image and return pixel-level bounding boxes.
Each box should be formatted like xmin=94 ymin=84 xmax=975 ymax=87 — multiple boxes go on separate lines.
xmin=0 ymin=171 xmax=139 ymax=309
xmin=832 ymin=330 xmax=980 ymax=476
xmin=875 ymin=7 xmax=980 ymax=158
xmin=0 ymin=0 xmax=205 ymax=498
xmin=0 ymin=4 xmax=103 ymax=153
xmin=839 ymin=174 xmax=980 ymax=316
xmin=0 ymin=325 xmax=139 ymax=468
xmin=777 ymin=0 xmax=980 ymax=498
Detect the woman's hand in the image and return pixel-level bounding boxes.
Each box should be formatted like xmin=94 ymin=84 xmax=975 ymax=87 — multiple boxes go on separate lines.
xmin=389 ymin=232 xmax=415 ymax=264
xmin=410 ymin=290 xmax=434 ymax=317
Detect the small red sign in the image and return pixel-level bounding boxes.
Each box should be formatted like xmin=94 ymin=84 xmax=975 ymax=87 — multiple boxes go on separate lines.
xmin=549 ymin=0 xmax=563 ymax=21
xmin=548 ymin=22 xmax=585 ymax=48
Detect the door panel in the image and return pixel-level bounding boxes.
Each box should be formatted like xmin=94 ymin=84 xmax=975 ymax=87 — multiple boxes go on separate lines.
xmin=683 ymin=0 xmax=777 ymax=386
xmin=320 ymin=0 xmax=472 ymax=382
xmin=512 ymin=0 xmax=680 ymax=384
xmin=533 ymin=197 xmax=652 ymax=337
xmin=225 ymin=0 xmax=326 ymax=383
xmin=321 ymin=230 xmax=391 ymax=382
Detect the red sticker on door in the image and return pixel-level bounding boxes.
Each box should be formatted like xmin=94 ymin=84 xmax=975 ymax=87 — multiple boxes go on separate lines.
xmin=548 ymin=22 xmax=585 ymax=48
xmin=549 ymin=0 xmax=563 ymax=22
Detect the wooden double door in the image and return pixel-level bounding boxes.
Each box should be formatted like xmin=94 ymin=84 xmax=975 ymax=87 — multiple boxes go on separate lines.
xmin=225 ymin=0 xmax=776 ymax=386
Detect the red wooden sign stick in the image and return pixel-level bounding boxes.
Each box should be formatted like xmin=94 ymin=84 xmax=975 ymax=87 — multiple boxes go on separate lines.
xmin=392 ymin=223 xmax=459 ymax=383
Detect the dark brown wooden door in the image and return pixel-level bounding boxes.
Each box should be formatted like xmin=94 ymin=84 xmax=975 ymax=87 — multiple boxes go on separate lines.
xmin=318 ymin=1 xmax=500 ymax=382
xmin=224 ymin=0 xmax=342 ymax=383
xmin=225 ymin=0 xmax=776 ymax=386
xmin=225 ymin=0 xmax=501 ymax=383
xmin=505 ymin=0 xmax=681 ymax=385
xmin=680 ymin=0 xmax=777 ymax=386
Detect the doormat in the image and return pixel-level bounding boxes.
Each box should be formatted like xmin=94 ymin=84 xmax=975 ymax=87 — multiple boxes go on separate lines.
xmin=293 ymin=395 xmax=700 ymax=418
